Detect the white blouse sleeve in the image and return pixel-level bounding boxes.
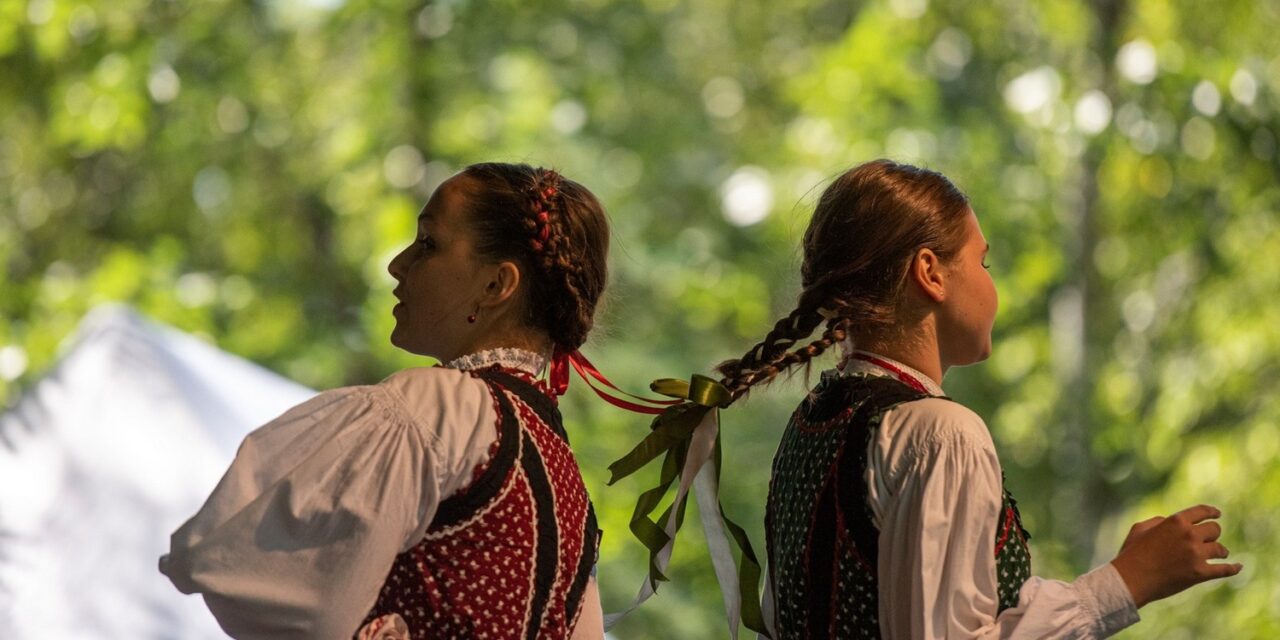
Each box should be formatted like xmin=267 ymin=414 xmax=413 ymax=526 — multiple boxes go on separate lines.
xmin=159 ymin=367 xmax=496 ymax=640
xmin=868 ymin=399 xmax=1140 ymax=640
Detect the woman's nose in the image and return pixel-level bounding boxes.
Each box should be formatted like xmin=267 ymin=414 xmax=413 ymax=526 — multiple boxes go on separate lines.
xmin=388 ymin=247 xmax=408 ymax=279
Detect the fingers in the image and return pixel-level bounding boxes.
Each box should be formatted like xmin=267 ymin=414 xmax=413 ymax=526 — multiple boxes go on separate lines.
xmin=1194 ymin=521 xmax=1222 ymax=542
xmin=1203 ymin=541 xmax=1230 ymax=560
xmin=1176 ymin=504 xmax=1222 ymax=524
xmin=1195 ymin=538 xmax=1240 ymax=584
xmin=1199 ymin=561 xmax=1244 ymax=580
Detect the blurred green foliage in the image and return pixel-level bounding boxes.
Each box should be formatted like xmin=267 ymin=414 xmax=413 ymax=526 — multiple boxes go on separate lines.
xmin=2 ymin=0 xmax=1278 ymax=636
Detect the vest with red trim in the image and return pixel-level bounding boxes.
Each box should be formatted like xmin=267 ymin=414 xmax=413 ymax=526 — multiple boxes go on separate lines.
xmin=765 ymin=372 xmax=1032 ymax=639
xmin=356 ymin=366 xmax=599 ymax=640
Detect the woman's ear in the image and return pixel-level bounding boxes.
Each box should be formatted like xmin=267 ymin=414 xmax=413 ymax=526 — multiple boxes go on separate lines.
xmin=910 ymin=247 xmax=947 ymax=303
xmin=477 ymin=260 xmax=522 ymax=310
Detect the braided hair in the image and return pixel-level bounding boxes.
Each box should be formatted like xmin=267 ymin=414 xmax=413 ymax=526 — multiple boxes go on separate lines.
xmin=717 ymin=159 xmax=972 ymax=402
xmin=460 ymin=162 xmax=609 ymax=352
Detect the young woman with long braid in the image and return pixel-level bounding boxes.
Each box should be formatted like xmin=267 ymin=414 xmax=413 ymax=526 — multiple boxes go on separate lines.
xmin=162 ymin=163 xmax=611 ymax=639
xmin=717 ymin=159 xmax=1241 ymax=638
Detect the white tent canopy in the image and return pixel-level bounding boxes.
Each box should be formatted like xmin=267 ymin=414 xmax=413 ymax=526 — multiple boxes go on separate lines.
xmin=0 ymin=305 xmax=315 ymax=638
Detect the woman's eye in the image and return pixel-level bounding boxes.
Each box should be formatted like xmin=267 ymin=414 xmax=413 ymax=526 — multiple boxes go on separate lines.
xmin=416 ymin=236 xmax=435 ymax=251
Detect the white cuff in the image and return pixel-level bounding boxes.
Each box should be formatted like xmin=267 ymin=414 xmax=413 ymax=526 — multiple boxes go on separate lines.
xmin=1075 ymin=563 xmax=1141 ymax=637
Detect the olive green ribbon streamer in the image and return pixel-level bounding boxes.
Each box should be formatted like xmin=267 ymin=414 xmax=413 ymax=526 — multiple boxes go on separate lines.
xmin=605 ymin=374 xmax=771 ymax=638
xmin=651 ymin=374 xmax=732 ymax=408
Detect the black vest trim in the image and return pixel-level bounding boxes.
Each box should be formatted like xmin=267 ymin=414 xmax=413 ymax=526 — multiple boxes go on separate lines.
xmin=836 ymin=377 xmax=929 ymax=573
xmin=564 ymin=505 xmax=599 ymax=628
xmin=803 ymin=463 xmax=839 ymax=636
xmin=520 ymin=424 xmax=560 ymax=640
xmin=428 ymin=367 xmax=564 ymax=531
xmin=478 ymin=368 xmax=568 ymax=442
xmin=428 ymin=373 xmax=523 ymax=531
xmin=797 ymin=377 xmax=927 ymax=637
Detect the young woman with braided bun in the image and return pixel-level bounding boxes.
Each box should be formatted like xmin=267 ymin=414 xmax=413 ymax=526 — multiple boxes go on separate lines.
xmin=718 ymin=160 xmax=1242 ymax=638
xmin=162 ymin=163 xmax=610 ymax=639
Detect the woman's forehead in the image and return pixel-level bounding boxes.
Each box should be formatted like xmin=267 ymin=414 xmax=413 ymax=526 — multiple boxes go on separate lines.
xmin=964 ymin=208 xmax=986 ymax=243
xmin=419 ymin=175 xmax=473 ymax=227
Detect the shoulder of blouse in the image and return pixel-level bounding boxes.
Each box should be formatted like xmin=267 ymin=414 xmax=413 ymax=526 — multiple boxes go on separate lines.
xmin=375 ymin=366 xmax=494 ymax=442
xmin=378 ymin=365 xmax=472 ymax=397
xmin=881 ymin=396 xmax=996 ymax=458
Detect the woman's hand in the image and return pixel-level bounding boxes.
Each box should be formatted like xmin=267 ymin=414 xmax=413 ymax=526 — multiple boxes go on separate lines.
xmin=1110 ymin=504 xmax=1243 ymax=608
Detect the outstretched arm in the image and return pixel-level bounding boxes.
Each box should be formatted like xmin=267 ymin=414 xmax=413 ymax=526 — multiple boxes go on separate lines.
xmin=161 ymin=385 xmax=445 ymax=639
xmin=873 ymin=399 xmax=1140 ymax=640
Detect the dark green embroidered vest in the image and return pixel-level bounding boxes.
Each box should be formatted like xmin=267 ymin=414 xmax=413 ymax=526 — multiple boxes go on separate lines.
xmin=765 ymin=373 xmax=1032 ymax=639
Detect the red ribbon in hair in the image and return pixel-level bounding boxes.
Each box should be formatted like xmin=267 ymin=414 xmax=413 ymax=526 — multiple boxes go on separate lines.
xmin=548 ymin=349 xmax=572 ymax=396
xmin=536 ymin=211 xmax=551 ymax=242
xmin=547 ymin=349 xmax=681 ymax=415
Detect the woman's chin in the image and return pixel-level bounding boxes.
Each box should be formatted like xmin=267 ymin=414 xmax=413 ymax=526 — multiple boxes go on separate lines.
xmin=949 ymin=341 xmax=993 ymax=369
xmin=975 ymin=342 xmax=992 ymax=363
xmin=389 ymin=329 xmax=438 ymax=359
xmin=389 ymin=325 xmax=411 ymax=351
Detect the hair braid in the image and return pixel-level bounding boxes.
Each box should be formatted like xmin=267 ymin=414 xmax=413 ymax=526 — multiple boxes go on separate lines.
xmin=768 ymin=316 xmax=851 ymax=379
xmin=460 ymin=162 xmax=610 ymax=352
xmin=717 ymin=288 xmax=859 ymax=402
xmin=531 ymin=171 xmax=592 ymax=309
xmin=520 ymin=170 xmax=599 ymax=348
xmin=716 ymin=306 xmax=820 ymax=400
xmin=523 ymin=170 xmax=561 ymax=254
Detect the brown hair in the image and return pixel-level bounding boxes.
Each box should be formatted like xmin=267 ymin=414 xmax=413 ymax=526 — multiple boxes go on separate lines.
xmin=460 ymin=162 xmax=609 ymax=351
xmin=716 ymin=159 xmax=971 ymax=401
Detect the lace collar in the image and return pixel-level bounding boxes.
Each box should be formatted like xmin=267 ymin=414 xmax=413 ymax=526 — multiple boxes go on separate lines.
xmin=835 ymin=342 xmax=945 ymax=397
xmin=444 ymin=347 xmax=546 ymax=376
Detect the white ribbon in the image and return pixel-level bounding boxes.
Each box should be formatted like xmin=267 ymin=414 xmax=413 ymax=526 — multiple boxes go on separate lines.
xmin=758 ymin=573 xmax=777 ymax=639
xmin=693 ymin=439 xmax=743 ymax=638
xmin=604 ymin=409 xmax=746 ymax=638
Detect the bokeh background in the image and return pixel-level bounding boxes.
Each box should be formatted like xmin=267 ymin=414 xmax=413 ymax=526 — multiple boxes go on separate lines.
xmin=2 ymin=0 xmax=1278 ymax=636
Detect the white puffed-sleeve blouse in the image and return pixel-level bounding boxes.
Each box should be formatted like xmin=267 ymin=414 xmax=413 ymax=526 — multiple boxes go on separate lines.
xmin=839 ymin=351 xmax=1140 ymax=639
xmin=159 ymin=348 xmax=603 ymax=640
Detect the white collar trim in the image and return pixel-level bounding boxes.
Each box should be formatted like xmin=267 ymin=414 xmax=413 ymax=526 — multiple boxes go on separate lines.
xmin=445 ymin=347 xmax=546 ymax=376
xmin=836 ymin=342 xmax=945 ymax=396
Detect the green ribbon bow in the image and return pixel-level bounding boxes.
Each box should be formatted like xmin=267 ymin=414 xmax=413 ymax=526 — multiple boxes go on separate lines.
xmin=608 ymin=374 xmax=770 ymax=637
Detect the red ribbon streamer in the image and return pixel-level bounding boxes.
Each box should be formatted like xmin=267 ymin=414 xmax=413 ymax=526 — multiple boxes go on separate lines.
xmin=549 ymin=349 xmax=572 ymax=396
xmin=548 ymin=349 xmax=682 ymax=415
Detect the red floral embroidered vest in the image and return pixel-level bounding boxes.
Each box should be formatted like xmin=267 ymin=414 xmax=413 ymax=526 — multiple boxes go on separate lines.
xmin=357 ymin=367 xmax=599 ymax=639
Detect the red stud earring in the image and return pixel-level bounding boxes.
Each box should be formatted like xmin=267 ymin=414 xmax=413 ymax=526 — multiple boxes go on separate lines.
xmin=467 ymin=310 xmax=478 ymax=323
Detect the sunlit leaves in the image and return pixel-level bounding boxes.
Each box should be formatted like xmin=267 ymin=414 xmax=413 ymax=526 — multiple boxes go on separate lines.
xmin=3 ymin=0 xmax=1280 ymax=635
